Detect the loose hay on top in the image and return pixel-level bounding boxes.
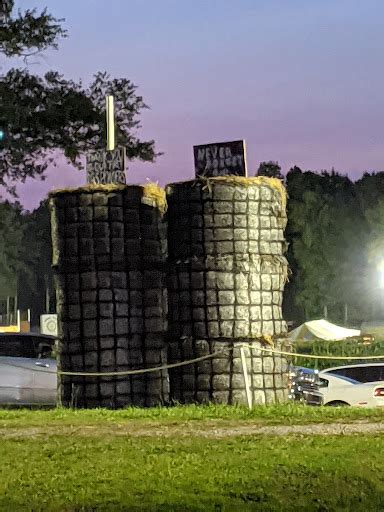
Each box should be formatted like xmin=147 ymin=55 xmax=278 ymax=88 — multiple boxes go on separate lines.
xmin=198 ymin=175 xmax=287 ymax=211
xmin=142 ymin=182 xmax=167 ymax=215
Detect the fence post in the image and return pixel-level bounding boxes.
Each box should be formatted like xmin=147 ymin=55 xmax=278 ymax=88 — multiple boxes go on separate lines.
xmin=240 ymin=345 xmax=252 ymax=410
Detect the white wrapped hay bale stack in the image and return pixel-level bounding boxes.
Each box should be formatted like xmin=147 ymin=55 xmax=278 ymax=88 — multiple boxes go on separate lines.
xmin=168 ymin=339 xmax=289 ymax=405
xmin=166 ymin=176 xmax=290 ymax=405
xmin=50 ymin=184 xmax=169 ymax=408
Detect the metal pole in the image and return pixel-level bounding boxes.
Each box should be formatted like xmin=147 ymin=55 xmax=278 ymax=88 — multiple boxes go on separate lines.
xmin=106 ymin=95 xmax=115 ymax=151
xmin=14 ymin=295 xmax=17 ymax=322
xmin=6 ymin=296 xmax=10 ymax=324
xmin=240 ymin=345 xmax=252 ymax=410
xmin=45 ymin=275 xmax=50 ymax=313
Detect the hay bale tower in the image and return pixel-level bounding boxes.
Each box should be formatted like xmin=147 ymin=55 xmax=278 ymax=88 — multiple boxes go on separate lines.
xmin=166 ymin=177 xmax=290 ymax=405
xmin=50 ymin=184 xmax=169 ymax=408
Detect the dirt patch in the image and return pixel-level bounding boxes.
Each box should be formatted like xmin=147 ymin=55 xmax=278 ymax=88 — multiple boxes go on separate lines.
xmin=0 ymin=420 xmax=383 ymax=439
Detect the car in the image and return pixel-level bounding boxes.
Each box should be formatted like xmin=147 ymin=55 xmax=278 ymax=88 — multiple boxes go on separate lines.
xmin=288 ymin=366 xmax=323 ymax=406
xmin=321 ymin=363 xmax=384 ymax=383
xmin=0 ymin=333 xmax=57 ymax=406
xmin=318 ymin=371 xmax=384 ymax=407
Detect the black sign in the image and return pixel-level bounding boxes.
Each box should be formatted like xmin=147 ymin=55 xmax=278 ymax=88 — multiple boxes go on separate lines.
xmin=193 ymin=140 xmax=247 ymax=178
xmin=86 ymin=148 xmax=126 ymax=185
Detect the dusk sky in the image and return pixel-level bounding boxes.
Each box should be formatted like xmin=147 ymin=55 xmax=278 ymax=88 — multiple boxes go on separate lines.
xmin=10 ymin=0 xmax=384 ymax=210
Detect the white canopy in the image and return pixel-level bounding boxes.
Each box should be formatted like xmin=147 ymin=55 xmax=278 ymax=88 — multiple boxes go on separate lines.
xmin=288 ymin=319 xmax=360 ymax=342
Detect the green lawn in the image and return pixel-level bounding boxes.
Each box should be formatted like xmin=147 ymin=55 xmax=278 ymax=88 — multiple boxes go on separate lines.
xmin=0 ymin=405 xmax=383 ymax=511
xmin=0 ymin=403 xmax=383 ymax=428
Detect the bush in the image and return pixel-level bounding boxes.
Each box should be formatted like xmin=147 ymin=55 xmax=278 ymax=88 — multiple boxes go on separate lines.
xmin=291 ymin=339 xmax=384 ymax=370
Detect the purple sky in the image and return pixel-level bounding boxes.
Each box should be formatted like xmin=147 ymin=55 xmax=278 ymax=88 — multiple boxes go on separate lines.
xmin=10 ymin=0 xmax=384 ymax=210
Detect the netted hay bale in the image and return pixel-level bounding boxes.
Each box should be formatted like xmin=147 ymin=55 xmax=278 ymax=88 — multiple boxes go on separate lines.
xmin=167 ymin=254 xmax=288 ymax=339
xmin=166 ymin=177 xmax=287 ymax=261
xmin=51 ymin=184 xmax=169 ymax=409
xmin=58 ymin=327 xmax=170 ymax=409
xmin=167 ymin=337 xmax=289 ymax=405
xmin=50 ymin=184 xmax=167 ymax=272
xmin=55 ymin=266 xmax=169 ymax=408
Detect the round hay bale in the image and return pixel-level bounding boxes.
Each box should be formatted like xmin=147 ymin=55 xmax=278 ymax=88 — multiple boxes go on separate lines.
xmin=167 ymin=338 xmax=289 ymax=406
xmin=58 ymin=339 xmax=169 ymax=408
xmin=50 ymin=184 xmax=167 ymax=272
xmin=166 ymin=177 xmax=287 ymax=262
xmin=167 ymin=255 xmax=288 ymax=339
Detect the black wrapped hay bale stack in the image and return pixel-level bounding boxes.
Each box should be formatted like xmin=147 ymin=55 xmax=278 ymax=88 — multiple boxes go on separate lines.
xmin=50 ymin=184 xmax=169 ymax=408
xmin=166 ymin=177 xmax=290 ymax=405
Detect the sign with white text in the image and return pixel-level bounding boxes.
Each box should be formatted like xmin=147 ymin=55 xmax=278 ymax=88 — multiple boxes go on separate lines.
xmin=86 ymin=147 xmax=126 ymax=184
xmin=193 ymin=140 xmax=247 ymax=178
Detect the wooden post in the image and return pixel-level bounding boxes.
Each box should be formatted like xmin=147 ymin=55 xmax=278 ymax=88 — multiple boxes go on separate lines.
xmin=344 ymin=303 xmax=348 ymax=326
xmin=323 ymin=305 xmax=328 ymax=319
xmin=240 ymin=345 xmax=252 ymax=410
xmin=106 ymin=95 xmax=115 ymax=151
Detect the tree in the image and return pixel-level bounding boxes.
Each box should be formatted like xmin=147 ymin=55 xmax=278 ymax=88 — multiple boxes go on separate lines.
xmin=0 ymin=201 xmax=25 ymax=298
xmin=18 ymin=200 xmax=55 ymax=322
xmin=1 ymin=70 xmax=157 ymax=191
xmin=0 ymin=0 xmax=66 ymax=58
xmin=257 ymin=161 xmax=284 ymax=180
xmin=0 ymin=2 xmax=158 ymax=193
xmin=285 ymin=169 xmax=331 ymax=319
xmin=355 ymin=172 xmax=384 ymax=318
xmin=0 ymin=197 xmax=54 ymax=323
xmin=284 ymin=167 xmax=368 ymax=324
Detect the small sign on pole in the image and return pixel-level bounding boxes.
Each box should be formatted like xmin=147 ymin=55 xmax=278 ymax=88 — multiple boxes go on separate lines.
xmin=86 ymin=147 xmax=126 ymax=184
xmin=193 ymin=139 xmax=247 ymax=178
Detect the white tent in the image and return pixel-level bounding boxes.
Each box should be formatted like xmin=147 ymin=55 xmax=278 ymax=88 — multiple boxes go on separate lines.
xmin=288 ymin=319 xmax=360 ymax=342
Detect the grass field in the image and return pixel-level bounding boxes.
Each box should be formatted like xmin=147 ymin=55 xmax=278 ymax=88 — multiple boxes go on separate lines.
xmin=0 ymin=404 xmax=383 ymax=511
xmin=0 ymin=403 xmax=383 ymax=427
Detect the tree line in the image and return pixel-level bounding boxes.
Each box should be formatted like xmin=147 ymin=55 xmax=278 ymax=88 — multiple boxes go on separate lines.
xmin=258 ymin=162 xmax=384 ymax=326
xmin=0 ymin=200 xmax=53 ymax=325
xmin=283 ymin=166 xmax=384 ymax=327
xmin=2 ymin=166 xmax=384 ymax=328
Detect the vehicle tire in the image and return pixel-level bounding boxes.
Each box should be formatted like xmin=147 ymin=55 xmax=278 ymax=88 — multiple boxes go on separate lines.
xmin=326 ymin=401 xmax=349 ymax=407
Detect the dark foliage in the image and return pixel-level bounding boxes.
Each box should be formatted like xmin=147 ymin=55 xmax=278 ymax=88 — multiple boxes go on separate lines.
xmin=0 ymin=0 xmax=66 ymax=58
xmin=0 ymin=2 xmax=159 ymax=193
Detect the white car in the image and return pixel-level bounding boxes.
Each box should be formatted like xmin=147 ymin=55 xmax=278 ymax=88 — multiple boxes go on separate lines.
xmin=0 ymin=333 xmax=57 ymax=406
xmin=318 ymin=372 xmax=384 ymax=407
